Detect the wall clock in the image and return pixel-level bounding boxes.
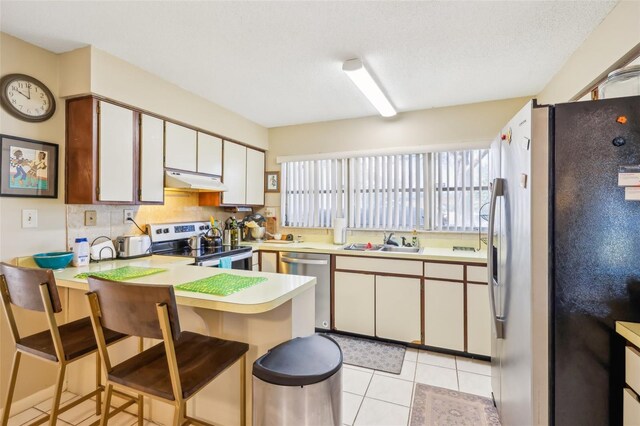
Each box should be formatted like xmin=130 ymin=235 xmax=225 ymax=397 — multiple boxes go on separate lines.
xmin=0 ymin=73 xmax=56 ymax=122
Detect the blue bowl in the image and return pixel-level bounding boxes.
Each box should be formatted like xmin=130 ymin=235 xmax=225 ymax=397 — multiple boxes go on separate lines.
xmin=33 ymin=252 xmax=74 ymax=270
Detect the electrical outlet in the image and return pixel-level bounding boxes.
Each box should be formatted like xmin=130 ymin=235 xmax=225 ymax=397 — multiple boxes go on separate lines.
xmin=85 ymin=210 xmax=97 ymax=226
xmin=22 ymin=209 xmax=37 ymax=228
xmin=123 ymin=209 xmax=134 ymax=224
xmin=264 ymin=207 xmax=276 ymax=218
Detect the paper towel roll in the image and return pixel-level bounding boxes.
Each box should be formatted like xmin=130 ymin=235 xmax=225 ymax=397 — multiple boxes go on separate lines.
xmin=333 ymin=217 xmax=347 ymax=245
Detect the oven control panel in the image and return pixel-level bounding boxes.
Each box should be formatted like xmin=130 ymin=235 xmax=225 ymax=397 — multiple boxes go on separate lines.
xmin=147 ymin=222 xmax=211 ymax=243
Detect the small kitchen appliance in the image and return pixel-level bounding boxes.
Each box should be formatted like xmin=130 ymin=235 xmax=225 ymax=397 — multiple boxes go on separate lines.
xmin=147 ymin=221 xmax=252 ymax=269
xmin=115 ymin=235 xmax=151 ymax=259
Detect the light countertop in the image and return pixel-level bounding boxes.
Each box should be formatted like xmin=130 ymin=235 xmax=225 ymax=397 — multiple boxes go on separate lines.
xmin=617 ymin=321 xmax=640 ymax=348
xmin=54 ymin=256 xmax=317 ymax=314
xmin=245 ymin=241 xmax=487 ymax=263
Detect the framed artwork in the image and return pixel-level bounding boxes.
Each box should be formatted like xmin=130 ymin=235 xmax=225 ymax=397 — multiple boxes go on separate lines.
xmin=0 ymin=134 xmax=58 ymax=198
xmin=265 ymin=171 xmax=280 ymax=193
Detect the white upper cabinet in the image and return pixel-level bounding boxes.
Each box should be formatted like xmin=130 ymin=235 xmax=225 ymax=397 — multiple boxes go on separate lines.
xmin=98 ymin=101 xmax=134 ymax=202
xmin=197 ymin=132 xmax=222 ymax=176
xmin=221 ymin=141 xmax=265 ymax=206
xmin=246 ymin=148 xmax=265 ymax=205
xmin=222 ymin=141 xmax=247 ymax=205
xmin=139 ymin=114 xmax=165 ymax=203
xmin=165 ymin=122 xmax=197 ymax=172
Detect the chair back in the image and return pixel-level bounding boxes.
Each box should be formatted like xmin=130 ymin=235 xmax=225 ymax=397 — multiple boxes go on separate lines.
xmin=0 ymin=262 xmax=61 ymax=313
xmin=87 ymin=277 xmax=181 ymax=340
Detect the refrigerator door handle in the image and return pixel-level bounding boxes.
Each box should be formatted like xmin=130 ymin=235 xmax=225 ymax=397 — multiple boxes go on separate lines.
xmin=487 ymin=177 xmax=505 ymax=339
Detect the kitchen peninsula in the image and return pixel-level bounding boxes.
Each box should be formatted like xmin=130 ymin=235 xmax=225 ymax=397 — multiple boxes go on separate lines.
xmin=51 ymin=256 xmax=317 ymax=426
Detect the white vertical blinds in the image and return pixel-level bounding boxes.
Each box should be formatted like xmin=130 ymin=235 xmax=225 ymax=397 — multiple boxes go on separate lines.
xmin=281 ymin=148 xmax=488 ymax=231
xmin=431 ymin=149 xmax=490 ymax=231
xmin=281 ymin=159 xmax=346 ymax=227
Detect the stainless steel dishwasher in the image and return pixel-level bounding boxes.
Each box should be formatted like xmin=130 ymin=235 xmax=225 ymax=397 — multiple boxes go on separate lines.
xmin=279 ymin=252 xmax=331 ymax=330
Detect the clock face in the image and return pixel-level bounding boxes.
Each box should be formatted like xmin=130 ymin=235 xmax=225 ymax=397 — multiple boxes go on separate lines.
xmin=0 ymin=74 xmax=56 ymax=122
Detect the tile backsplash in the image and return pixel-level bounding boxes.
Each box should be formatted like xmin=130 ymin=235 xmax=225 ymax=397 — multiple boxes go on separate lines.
xmin=66 ymin=191 xmax=229 ymax=250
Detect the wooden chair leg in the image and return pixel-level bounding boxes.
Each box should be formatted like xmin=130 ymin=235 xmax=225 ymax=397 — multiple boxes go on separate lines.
xmin=95 ymin=352 xmax=102 ymax=416
xmin=1 ymin=351 xmax=21 ymax=426
xmin=100 ymin=384 xmax=113 ymax=426
xmin=49 ymin=364 xmax=66 ymax=426
xmin=137 ymin=395 xmax=143 ymax=426
xmin=240 ymin=354 xmax=247 ymax=426
xmin=172 ymin=402 xmax=184 ymax=426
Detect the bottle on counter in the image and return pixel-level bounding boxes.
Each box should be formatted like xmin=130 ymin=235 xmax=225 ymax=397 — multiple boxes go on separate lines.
xmin=412 ymin=230 xmax=419 ymax=248
xmin=72 ymin=237 xmax=90 ymax=266
xmin=229 ymin=217 xmax=239 ymax=246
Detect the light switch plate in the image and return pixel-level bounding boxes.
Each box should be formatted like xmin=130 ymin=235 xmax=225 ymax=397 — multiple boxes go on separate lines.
xmin=264 ymin=207 xmax=276 ymax=218
xmin=22 ymin=209 xmax=37 ymax=228
xmin=85 ymin=210 xmax=97 ymax=226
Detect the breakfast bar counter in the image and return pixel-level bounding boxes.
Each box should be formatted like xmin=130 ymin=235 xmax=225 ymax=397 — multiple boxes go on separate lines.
xmin=52 ymin=256 xmax=317 ymax=426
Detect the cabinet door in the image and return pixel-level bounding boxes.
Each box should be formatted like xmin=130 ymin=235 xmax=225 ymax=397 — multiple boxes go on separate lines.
xmin=197 ymin=133 xmax=222 ymax=176
xmin=222 ymin=141 xmax=247 ymax=205
xmin=424 ymin=279 xmax=464 ymax=351
xmin=165 ymin=122 xmax=197 ymax=172
xmin=245 ymin=148 xmax=265 ymax=205
xmin=624 ymin=388 xmax=640 ymax=426
xmin=467 ymin=283 xmax=491 ymax=356
xmin=260 ymin=252 xmax=278 ymax=273
xmin=376 ymin=276 xmax=421 ymax=343
xmin=98 ymin=101 xmax=134 ymax=202
xmin=334 ymin=272 xmax=375 ymax=336
xmin=139 ymin=114 xmax=165 ymax=203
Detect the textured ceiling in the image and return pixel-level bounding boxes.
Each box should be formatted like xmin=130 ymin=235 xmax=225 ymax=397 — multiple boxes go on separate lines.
xmin=0 ymin=1 xmax=617 ymax=127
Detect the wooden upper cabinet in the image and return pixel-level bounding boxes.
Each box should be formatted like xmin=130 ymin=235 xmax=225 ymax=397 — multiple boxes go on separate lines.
xmin=139 ymin=114 xmax=165 ymax=203
xmin=221 ymin=141 xmax=247 ymax=205
xmin=197 ymin=132 xmax=222 ymax=176
xmin=165 ymin=122 xmax=197 ymax=172
xmin=246 ymin=148 xmax=265 ymax=205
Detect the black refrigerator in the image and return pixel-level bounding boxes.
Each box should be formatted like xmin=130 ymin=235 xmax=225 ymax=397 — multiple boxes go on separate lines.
xmin=488 ymin=95 xmax=640 ymax=426
xmin=553 ymin=95 xmax=640 ymax=425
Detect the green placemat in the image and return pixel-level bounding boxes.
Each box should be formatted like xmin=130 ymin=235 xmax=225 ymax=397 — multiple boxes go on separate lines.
xmin=75 ymin=266 xmax=167 ymax=281
xmin=175 ymin=273 xmax=267 ymax=297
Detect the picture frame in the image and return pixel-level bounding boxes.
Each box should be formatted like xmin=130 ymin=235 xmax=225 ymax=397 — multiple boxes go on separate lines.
xmin=265 ymin=171 xmax=280 ymax=193
xmin=0 ymin=134 xmax=58 ymax=198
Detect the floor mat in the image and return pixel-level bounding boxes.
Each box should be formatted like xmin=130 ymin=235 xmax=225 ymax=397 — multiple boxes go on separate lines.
xmin=322 ymin=333 xmax=405 ymax=374
xmin=410 ymin=383 xmax=501 ymax=426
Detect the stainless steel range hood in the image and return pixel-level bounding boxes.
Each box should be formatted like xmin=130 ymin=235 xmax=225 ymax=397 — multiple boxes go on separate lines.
xmin=164 ymin=171 xmax=227 ymax=192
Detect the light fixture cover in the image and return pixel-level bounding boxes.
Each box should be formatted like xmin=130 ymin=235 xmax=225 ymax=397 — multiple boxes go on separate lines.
xmin=342 ymin=58 xmax=396 ymax=117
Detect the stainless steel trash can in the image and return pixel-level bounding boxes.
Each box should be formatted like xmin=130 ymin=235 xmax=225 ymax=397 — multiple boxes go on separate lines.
xmin=252 ymin=334 xmax=342 ymax=426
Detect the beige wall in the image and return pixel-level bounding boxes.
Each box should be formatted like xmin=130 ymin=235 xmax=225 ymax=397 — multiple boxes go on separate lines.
xmin=0 ymin=32 xmax=65 ymax=409
xmin=58 ymin=46 xmax=268 ymax=150
xmin=538 ymin=0 xmax=640 ymax=104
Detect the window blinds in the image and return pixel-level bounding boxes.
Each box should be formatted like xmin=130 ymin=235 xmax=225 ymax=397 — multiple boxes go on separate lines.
xmin=281 ymin=159 xmax=346 ymax=228
xmin=431 ymin=149 xmax=490 ymax=231
xmin=348 ymin=154 xmax=425 ymax=230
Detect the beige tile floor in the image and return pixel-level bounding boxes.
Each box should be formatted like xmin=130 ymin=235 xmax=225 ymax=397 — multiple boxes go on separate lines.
xmin=7 ymin=349 xmax=491 ymax=426
xmin=342 ymin=348 xmax=492 ymax=426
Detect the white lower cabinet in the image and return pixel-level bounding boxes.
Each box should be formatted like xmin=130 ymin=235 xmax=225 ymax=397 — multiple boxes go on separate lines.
xmin=624 ymin=388 xmax=640 ymax=426
xmin=260 ymin=252 xmax=278 ymax=273
xmin=424 ymin=279 xmax=464 ymax=351
xmin=334 ymin=272 xmax=375 ymax=336
xmin=466 ymin=283 xmax=491 ymax=356
xmin=376 ymin=276 xmax=421 ymax=343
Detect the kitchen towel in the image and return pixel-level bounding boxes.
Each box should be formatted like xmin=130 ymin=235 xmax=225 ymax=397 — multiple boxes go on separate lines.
xmin=219 ymin=257 xmax=232 ymax=269
xmin=175 ymin=273 xmax=267 ymax=297
xmin=75 ymin=266 xmax=167 ymax=281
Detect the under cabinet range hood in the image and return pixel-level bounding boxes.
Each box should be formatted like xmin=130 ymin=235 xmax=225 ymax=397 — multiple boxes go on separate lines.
xmin=164 ymin=171 xmax=227 ymax=192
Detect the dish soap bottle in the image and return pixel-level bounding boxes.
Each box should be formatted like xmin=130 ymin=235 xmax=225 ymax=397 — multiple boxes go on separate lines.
xmin=229 ymin=218 xmax=239 ymax=246
xmin=412 ymin=230 xmax=419 ymax=248
xmin=72 ymin=237 xmax=90 ymax=266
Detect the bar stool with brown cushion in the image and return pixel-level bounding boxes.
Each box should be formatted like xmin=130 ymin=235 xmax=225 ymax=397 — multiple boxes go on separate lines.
xmin=0 ymin=263 xmax=133 ymax=426
xmin=86 ymin=277 xmax=250 ymax=426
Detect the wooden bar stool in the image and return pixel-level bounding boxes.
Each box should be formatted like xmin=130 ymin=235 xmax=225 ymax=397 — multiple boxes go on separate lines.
xmin=85 ymin=277 xmax=249 ymax=426
xmin=0 ymin=263 xmax=132 ymax=426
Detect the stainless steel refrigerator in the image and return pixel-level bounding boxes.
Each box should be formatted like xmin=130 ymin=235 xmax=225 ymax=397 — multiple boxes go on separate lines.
xmin=488 ymin=96 xmax=640 ymax=425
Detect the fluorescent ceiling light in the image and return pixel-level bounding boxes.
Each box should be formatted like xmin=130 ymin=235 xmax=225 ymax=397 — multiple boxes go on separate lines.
xmin=342 ymin=58 xmax=396 ymax=117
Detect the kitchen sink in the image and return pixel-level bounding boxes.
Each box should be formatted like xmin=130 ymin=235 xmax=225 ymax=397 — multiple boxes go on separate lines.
xmin=342 ymin=243 xmax=385 ymax=251
xmin=380 ymin=246 xmax=421 ymax=253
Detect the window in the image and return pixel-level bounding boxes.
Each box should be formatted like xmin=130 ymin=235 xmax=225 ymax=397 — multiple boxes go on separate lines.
xmin=280 ymin=147 xmax=489 ymax=232
xmin=281 ymin=159 xmax=346 ymax=228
